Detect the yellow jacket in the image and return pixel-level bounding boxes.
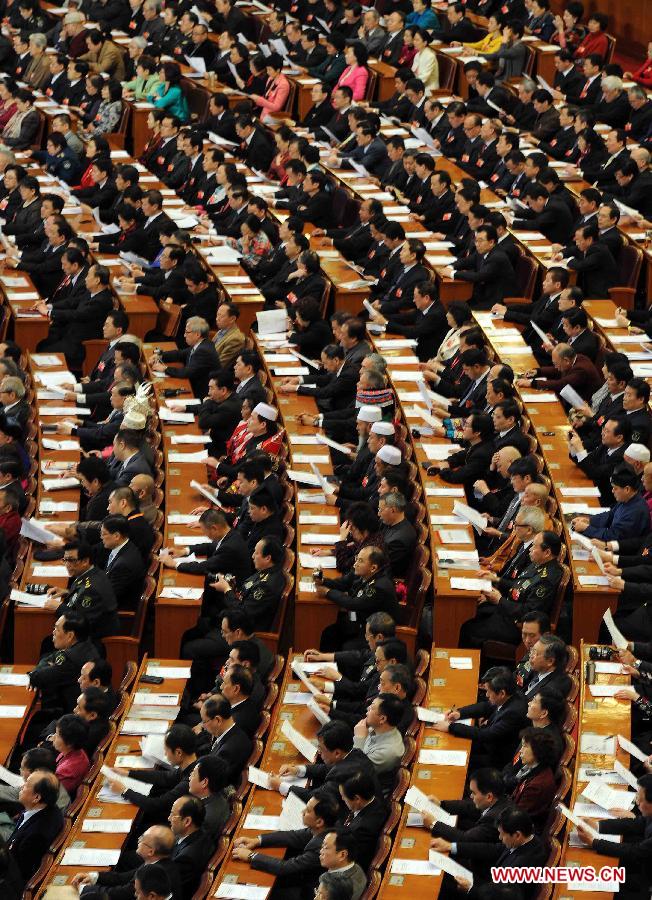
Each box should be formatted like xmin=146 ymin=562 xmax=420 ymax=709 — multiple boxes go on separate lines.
xmin=463 ymin=32 xmax=503 ymax=54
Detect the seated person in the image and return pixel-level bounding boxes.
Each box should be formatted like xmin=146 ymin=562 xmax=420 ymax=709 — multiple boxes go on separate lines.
xmin=459 ymin=532 xmax=564 ymax=647
xmin=572 ymin=464 xmax=651 ymax=543
xmin=352 ymin=694 xmax=405 ymax=776
xmin=425 ymin=767 xmax=511 ymax=883
xmin=503 ymin=727 xmax=558 ymax=832
xmin=72 ymin=825 xmax=181 ymax=898
xmin=316 ymin=830 xmax=367 ymax=900
xmin=52 ymin=713 xmax=89 ymax=795
xmin=230 ymin=791 xmax=341 ymax=898
xmin=7 ymin=771 xmax=63 ymax=887
xmin=432 ymin=670 xmax=529 ymax=769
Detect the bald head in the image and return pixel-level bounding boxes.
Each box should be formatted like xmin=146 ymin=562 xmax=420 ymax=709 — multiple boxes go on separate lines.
xmin=496 ymin=446 xmax=521 ymax=475
xmin=130 ymin=473 xmax=155 ymax=503
xmin=144 ymin=825 xmax=175 ymax=857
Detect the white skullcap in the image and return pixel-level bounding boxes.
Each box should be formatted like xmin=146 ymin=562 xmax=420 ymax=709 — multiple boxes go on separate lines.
xmin=357 ymin=406 xmax=382 ymax=423
xmin=252 ymin=402 xmax=278 ymax=422
xmin=377 ymin=445 xmax=401 ymax=465
xmin=625 ymin=443 xmax=651 ymax=463
xmin=371 ymin=421 xmax=395 ymax=436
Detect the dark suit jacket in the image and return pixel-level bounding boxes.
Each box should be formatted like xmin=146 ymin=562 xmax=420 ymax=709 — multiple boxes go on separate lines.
xmin=96 ymin=856 xmax=182 ymax=900
xmin=103 ymin=539 xmax=146 ymax=609
xmin=231 ymin=694 xmax=262 ymax=738
xmin=50 ymin=289 xmax=114 ymax=362
xmin=254 ymin=828 xmax=324 ymax=891
xmin=523 ymin=666 xmax=573 ymax=699
xmin=386 ymin=302 xmax=449 ymax=362
xmin=162 ymin=339 xmax=221 ymax=398
xmin=171 ymin=830 xmax=214 ymax=900
xmin=512 ymin=198 xmax=574 ymax=245
xmin=378 ymin=264 xmax=430 ymax=315
xmin=454 ymin=248 xmax=516 ymax=309
xmin=344 ymin=794 xmax=388 ymax=869
xmin=9 ymin=805 xmax=64 ymax=884
xmin=237 ymin=128 xmax=275 ymax=173
xmin=568 ymin=242 xmax=616 ymax=298
xmin=210 ymin=723 xmax=253 ymax=785
xmin=298 ymin=363 xmax=358 ymax=413
xmin=449 ymin=693 xmax=529 ymax=768
xmin=4 ymin=199 xmax=42 ymax=243
xmin=434 ymin=796 xmax=513 ymax=877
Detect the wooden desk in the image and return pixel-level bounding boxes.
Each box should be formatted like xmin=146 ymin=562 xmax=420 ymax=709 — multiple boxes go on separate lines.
xmin=36 ymin=657 xmax=191 ymax=894
xmin=0 ymin=666 xmax=37 ymax=763
xmin=552 ymin=642 xmax=631 ymax=900
xmin=378 ymin=648 xmax=480 ymax=900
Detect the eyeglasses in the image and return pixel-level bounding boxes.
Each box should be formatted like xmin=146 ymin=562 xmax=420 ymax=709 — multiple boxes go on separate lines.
xmin=63 ymin=557 xmax=79 ymax=564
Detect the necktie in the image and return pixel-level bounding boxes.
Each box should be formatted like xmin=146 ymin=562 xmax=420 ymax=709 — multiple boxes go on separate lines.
xmin=107 ymin=548 xmax=118 ymax=569
xmin=498 ymin=495 xmax=520 ymax=532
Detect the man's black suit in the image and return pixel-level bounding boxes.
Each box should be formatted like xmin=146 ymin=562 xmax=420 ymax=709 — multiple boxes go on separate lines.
xmin=210 ymin=723 xmax=253 ymax=785
xmin=343 ymin=794 xmax=388 ymax=869
xmin=454 ymin=248 xmax=516 ymax=309
xmin=8 ymin=805 xmax=64 ymax=884
xmin=291 ymin=747 xmax=378 ymax=803
xmin=252 ymin=828 xmax=325 ymax=900
xmin=432 ymin=796 xmax=513 ymax=879
xmin=522 ymin=667 xmax=573 ymax=700
xmin=385 ymin=302 xmax=448 ymax=362
xmin=171 ymin=830 xmax=214 ymax=900
xmin=236 ymin=128 xmax=275 ymax=173
xmin=512 ymin=198 xmax=574 ymax=245
xmin=161 ymin=339 xmax=221 ymax=398
xmin=448 ymin=693 xmax=529 ymax=768
xmin=568 ymin=242 xmax=616 ymax=298
xmin=39 ymin=289 xmax=114 ymax=367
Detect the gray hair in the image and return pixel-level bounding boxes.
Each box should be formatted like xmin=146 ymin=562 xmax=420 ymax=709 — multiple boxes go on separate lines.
xmin=380 ymin=491 xmax=406 ymax=512
xmin=521 ymin=79 xmax=537 ymax=94
xmin=363 ymin=369 xmax=386 ymax=390
xmin=186 ymin=317 xmax=210 ymax=336
xmin=129 ymin=36 xmax=148 ymax=49
xmin=602 ymin=75 xmax=623 ymax=92
xmin=628 ymin=85 xmax=648 ymax=101
xmin=514 ymin=506 xmax=545 ymax=533
xmin=365 ymin=352 xmax=388 ymax=374
xmin=29 ymin=33 xmax=47 ymax=49
xmin=0 ymin=376 xmax=25 ymax=399
xmin=64 ymin=10 xmax=85 ymax=23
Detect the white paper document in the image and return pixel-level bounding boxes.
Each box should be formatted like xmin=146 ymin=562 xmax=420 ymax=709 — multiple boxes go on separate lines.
xmin=588 ymin=684 xmax=624 ymax=697
xmin=603 ymin=608 xmax=628 ymax=650
xmin=81 ymin=819 xmax=133 ymax=833
xmin=418 ymin=749 xmax=467 ymax=766
xmin=280 ymin=720 xmax=318 ymax=762
xmin=61 ymin=848 xmax=121 ymax=867
xmin=0 ymin=672 xmax=29 ymax=686
xmin=405 ymin=786 xmax=456 ymax=826
xmin=617 ymin=734 xmax=648 ymax=762
xmin=0 ymin=765 xmax=22 ymax=788
xmin=582 ymin=779 xmax=635 ymax=812
xmin=559 ymin=384 xmax=586 ymax=408
xmin=428 ymin=850 xmax=473 ymax=886
xmin=580 ymin=733 xmax=617 ymax=755
xmin=121 ymin=719 xmax=169 ymax=735
xmin=100 ymin=766 xmax=153 ymax=795
xmin=215 ymin=885 xmax=269 ymax=900
xmin=390 ymin=859 xmax=440 ymax=876
xmin=449 ymin=577 xmax=492 ymax=592
xmin=146 ymin=666 xmax=191 ymax=679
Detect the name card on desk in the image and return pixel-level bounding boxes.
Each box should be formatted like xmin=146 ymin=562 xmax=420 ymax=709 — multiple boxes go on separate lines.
xmin=244 ymin=814 xmax=281 ymax=831
xmin=121 ymin=719 xmax=169 ymax=735
xmin=299 ymin=552 xmax=336 ymax=569
xmin=31 ymin=565 xmax=68 ymax=577
xmin=159 ymin=586 xmax=203 ymax=600
xmin=301 ymin=532 xmax=340 ymax=545
xmin=133 ymin=693 xmax=179 ymax=706
xmin=426 ymin=486 xmax=465 ymax=497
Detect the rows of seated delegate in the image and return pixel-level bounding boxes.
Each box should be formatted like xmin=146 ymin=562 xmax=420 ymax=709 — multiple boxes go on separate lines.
xmin=0 ymin=0 xmax=648 ymax=896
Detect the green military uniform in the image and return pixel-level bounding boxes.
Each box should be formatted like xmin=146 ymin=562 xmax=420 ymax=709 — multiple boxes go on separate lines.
xmin=320 ymin=571 xmax=400 ymax=646
xmin=29 ymin=639 xmax=101 ymax=712
xmin=223 ymin=564 xmax=286 ymax=631
xmin=60 ymin=565 xmax=119 ymax=638
xmin=459 ymin=560 xmax=564 ymax=647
